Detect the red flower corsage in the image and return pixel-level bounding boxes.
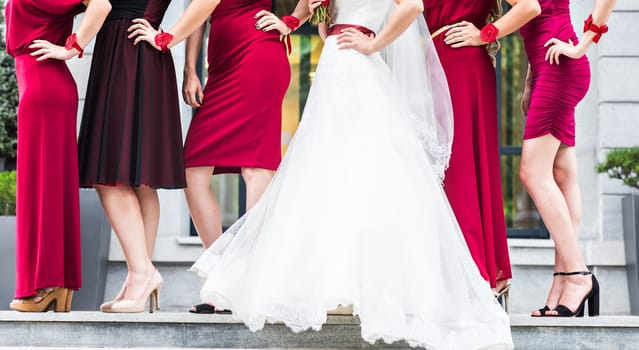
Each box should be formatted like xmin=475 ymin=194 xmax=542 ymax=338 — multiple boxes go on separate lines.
xmin=64 ymin=33 xmax=84 ymax=58
xmin=479 ymin=23 xmax=499 ymax=43
xmin=154 ymin=32 xmax=174 ymax=53
xmin=583 ymin=14 xmax=608 ymax=43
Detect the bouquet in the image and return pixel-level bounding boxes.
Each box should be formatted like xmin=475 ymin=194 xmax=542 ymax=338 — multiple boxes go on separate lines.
xmin=310 ymin=0 xmax=331 ymax=25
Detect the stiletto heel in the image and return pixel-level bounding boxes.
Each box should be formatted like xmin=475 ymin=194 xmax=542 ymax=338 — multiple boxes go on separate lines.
xmin=550 ymin=271 xmax=599 ymax=317
xmin=10 ymin=287 xmax=70 ymax=313
xmin=108 ymin=269 xmax=163 ymax=313
xmin=493 ymin=283 xmax=511 ymax=314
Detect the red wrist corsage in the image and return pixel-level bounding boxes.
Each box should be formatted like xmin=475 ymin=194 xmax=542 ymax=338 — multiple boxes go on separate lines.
xmin=583 ymin=14 xmax=608 ymax=43
xmin=154 ymin=32 xmax=174 ymax=53
xmin=64 ymin=33 xmax=84 ymax=58
xmin=479 ymin=23 xmax=499 ymax=43
xmin=281 ymin=15 xmax=301 ymax=33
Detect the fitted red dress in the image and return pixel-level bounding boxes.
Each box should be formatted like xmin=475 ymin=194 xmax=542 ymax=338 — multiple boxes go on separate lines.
xmin=424 ymin=0 xmax=512 ymax=287
xmin=520 ymin=0 xmax=590 ymax=146
xmin=5 ymin=0 xmax=84 ymax=298
xmin=183 ymin=0 xmax=290 ymax=174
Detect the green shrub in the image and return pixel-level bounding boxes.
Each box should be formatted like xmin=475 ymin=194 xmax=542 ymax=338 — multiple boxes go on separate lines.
xmin=0 ymin=0 xmax=19 ymax=160
xmin=0 ymin=170 xmax=16 ymax=215
xmin=596 ymin=148 xmax=639 ymax=191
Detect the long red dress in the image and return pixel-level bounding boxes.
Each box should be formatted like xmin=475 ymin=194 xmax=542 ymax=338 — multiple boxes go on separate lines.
xmin=183 ymin=0 xmax=290 ymax=174
xmin=5 ymin=0 xmax=84 ymax=298
xmin=424 ymin=0 xmax=512 ymax=288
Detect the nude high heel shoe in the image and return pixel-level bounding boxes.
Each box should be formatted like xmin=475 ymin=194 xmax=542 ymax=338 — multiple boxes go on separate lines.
xmin=108 ymin=269 xmax=163 ymax=314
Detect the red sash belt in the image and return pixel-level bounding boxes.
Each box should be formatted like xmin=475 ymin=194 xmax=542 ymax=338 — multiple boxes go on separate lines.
xmin=327 ymin=24 xmax=376 ymax=37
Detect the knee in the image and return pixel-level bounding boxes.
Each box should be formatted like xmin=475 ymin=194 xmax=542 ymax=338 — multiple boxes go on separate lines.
xmin=241 ymin=167 xmax=274 ymax=184
xmin=186 ymin=168 xmax=213 ymax=189
xmin=519 ymin=162 xmax=550 ymax=193
xmin=553 ymin=164 xmax=576 ymax=189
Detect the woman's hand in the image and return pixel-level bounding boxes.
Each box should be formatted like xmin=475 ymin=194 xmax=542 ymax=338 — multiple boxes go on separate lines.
xmin=29 ymin=40 xmax=79 ymax=61
xmin=128 ymin=18 xmax=161 ymax=50
xmin=444 ymin=21 xmax=485 ymax=48
xmin=544 ymin=38 xmax=585 ymax=65
xmin=336 ymin=28 xmax=376 ymax=55
xmin=254 ymin=10 xmax=291 ymax=35
xmin=521 ymin=65 xmax=532 ymax=118
xmin=308 ymin=0 xmax=323 ymax=13
xmin=183 ymin=70 xmax=204 ymax=108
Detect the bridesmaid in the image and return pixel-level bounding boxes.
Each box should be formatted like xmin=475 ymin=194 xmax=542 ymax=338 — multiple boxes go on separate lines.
xmin=423 ymin=0 xmax=513 ymax=301
xmin=127 ymin=0 xmax=311 ymax=313
xmin=446 ymin=0 xmax=616 ymax=316
xmin=78 ymin=0 xmax=187 ymax=313
xmin=6 ymin=0 xmax=111 ymax=312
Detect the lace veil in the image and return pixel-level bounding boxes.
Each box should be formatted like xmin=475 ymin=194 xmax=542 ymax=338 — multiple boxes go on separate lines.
xmin=381 ymin=4 xmax=454 ymax=182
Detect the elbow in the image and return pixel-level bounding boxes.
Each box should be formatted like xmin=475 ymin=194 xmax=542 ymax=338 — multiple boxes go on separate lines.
xmin=98 ymin=0 xmax=112 ymax=15
xmin=403 ymin=0 xmax=424 ymax=15
xmin=528 ymin=1 xmax=541 ymax=18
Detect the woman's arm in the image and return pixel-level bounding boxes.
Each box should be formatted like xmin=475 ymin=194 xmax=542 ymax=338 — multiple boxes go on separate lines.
xmin=29 ymin=0 xmax=111 ymax=61
xmin=128 ymin=0 xmax=221 ymax=50
xmin=444 ymin=0 xmax=541 ymax=48
xmin=336 ymin=0 xmax=424 ymax=55
xmin=183 ymin=24 xmax=206 ymax=108
xmin=544 ymin=0 xmax=616 ymax=64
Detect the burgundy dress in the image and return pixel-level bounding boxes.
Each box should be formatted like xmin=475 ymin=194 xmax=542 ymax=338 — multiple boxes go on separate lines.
xmin=184 ymin=0 xmax=290 ymax=174
xmin=520 ymin=0 xmax=590 ymax=146
xmin=78 ymin=0 xmax=186 ymax=189
xmin=5 ymin=0 xmax=84 ymax=298
xmin=424 ymin=0 xmax=512 ymax=287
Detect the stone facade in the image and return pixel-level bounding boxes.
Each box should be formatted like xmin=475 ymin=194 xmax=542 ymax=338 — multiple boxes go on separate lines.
xmin=67 ymin=0 xmax=639 ymax=314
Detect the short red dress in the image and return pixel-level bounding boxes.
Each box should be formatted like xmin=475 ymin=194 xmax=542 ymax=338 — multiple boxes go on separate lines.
xmin=183 ymin=0 xmax=290 ymax=174
xmin=5 ymin=0 xmax=84 ymax=298
xmin=424 ymin=0 xmax=512 ymax=288
xmin=520 ymin=0 xmax=590 ymax=146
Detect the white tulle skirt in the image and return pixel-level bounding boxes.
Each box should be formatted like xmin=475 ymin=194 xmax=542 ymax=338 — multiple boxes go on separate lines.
xmin=191 ymin=38 xmax=513 ymax=350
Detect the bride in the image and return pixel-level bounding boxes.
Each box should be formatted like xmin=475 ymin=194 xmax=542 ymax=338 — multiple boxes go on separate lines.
xmin=190 ymin=0 xmax=513 ymax=348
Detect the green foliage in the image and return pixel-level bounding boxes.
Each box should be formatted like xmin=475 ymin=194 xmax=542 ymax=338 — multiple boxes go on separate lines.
xmin=0 ymin=170 xmax=16 ymax=215
xmin=596 ymin=148 xmax=639 ymax=191
xmin=0 ymin=0 xmax=19 ymax=160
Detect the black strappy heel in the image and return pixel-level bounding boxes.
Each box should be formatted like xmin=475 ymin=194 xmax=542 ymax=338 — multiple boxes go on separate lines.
xmin=550 ymin=271 xmax=600 ymax=317
xmin=189 ymin=303 xmax=232 ymax=314
xmin=531 ymin=272 xmax=561 ymax=317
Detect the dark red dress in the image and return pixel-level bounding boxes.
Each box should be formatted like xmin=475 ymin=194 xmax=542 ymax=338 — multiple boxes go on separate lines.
xmin=5 ymin=0 xmax=84 ymax=298
xmin=520 ymin=0 xmax=590 ymax=146
xmin=424 ymin=0 xmax=512 ymax=287
xmin=78 ymin=0 xmax=186 ymax=188
xmin=184 ymin=0 xmax=290 ymax=174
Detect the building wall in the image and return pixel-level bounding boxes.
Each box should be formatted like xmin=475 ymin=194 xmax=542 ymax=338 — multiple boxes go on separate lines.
xmin=68 ymin=0 xmax=639 ymax=313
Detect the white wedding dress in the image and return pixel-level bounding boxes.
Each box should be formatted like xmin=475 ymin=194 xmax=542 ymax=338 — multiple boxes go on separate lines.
xmin=191 ymin=1 xmax=513 ymax=349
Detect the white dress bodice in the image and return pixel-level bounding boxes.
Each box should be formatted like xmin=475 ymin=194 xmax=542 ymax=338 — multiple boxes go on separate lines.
xmin=332 ymin=0 xmax=392 ymax=32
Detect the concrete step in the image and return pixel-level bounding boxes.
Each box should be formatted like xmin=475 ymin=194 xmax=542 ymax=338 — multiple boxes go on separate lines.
xmin=1 ymin=312 xmax=637 ymax=350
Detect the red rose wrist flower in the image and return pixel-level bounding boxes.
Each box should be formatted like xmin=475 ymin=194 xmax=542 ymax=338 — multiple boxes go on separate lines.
xmin=281 ymin=15 xmax=301 ymax=33
xmin=154 ymin=32 xmax=174 ymax=53
xmin=480 ymin=23 xmax=499 ymax=43
xmin=583 ymin=14 xmax=608 ymax=44
xmin=65 ymin=33 xmax=84 ymax=58
xmin=310 ymin=0 xmax=331 ymax=25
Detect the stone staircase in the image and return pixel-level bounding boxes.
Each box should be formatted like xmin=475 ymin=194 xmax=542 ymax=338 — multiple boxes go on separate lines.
xmin=0 ymin=311 xmax=638 ymax=350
